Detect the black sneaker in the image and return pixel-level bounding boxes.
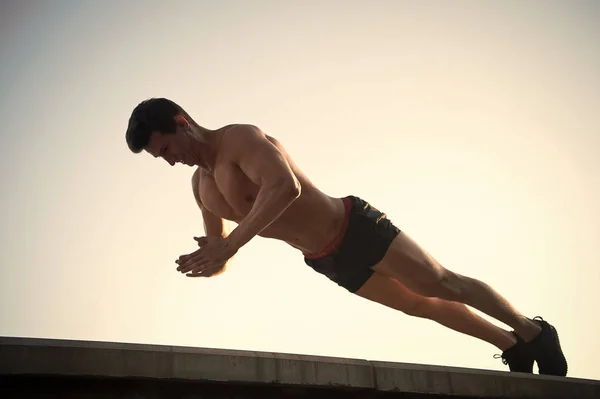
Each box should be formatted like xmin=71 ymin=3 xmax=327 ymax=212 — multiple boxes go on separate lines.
xmin=494 ymin=332 xmax=534 ymax=373
xmin=527 ymin=316 xmax=568 ymax=376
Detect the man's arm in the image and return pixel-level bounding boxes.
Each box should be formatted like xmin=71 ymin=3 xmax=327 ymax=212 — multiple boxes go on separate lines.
xmin=191 ymin=169 xmax=229 ymax=238
xmin=190 ymin=169 xmax=231 ymax=276
xmin=225 ymin=125 xmax=301 ymax=251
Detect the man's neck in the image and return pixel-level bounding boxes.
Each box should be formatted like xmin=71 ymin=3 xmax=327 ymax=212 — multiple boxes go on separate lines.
xmin=190 ymin=125 xmax=219 ymax=172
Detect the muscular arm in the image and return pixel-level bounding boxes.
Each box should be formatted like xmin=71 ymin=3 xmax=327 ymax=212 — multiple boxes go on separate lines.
xmin=225 ymin=125 xmax=301 ymax=251
xmin=191 ymin=169 xmax=229 ymax=238
xmin=191 ymin=169 xmax=230 ymax=276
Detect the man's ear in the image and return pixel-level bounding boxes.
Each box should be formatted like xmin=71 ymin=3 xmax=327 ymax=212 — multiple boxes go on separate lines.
xmin=174 ymin=115 xmax=190 ymax=131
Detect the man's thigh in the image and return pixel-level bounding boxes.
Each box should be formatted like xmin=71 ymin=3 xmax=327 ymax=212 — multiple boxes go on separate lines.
xmin=370 ymin=231 xmax=447 ymax=291
xmin=355 ymin=271 xmax=430 ymax=315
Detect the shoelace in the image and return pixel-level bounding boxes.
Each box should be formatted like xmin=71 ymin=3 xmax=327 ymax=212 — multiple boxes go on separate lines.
xmin=493 ymin=316 xmax=544 ymax=364
xmin=493 ymin=353 xmax=508 ymax=365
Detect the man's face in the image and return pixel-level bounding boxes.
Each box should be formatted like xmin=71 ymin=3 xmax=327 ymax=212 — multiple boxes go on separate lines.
xmin=145 ymin=124 xmax=196 ymax=167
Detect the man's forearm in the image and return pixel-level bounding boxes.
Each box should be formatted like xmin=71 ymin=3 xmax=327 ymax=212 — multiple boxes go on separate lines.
xmin=226 ymin=181 xmax=300 ymax=251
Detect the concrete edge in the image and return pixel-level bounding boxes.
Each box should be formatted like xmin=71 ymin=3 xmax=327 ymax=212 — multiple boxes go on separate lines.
xmin=0 ymin=336 xmax=374 ymax=389
xmin=370 ymin=360 xmax=599 ymax=398
xmin=1 ymin=336 xmax=599 ymax=398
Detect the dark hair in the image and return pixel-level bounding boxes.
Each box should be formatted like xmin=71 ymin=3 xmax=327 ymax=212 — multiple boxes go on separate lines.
xmin=125 ymin=98 xmax=186 ymax=153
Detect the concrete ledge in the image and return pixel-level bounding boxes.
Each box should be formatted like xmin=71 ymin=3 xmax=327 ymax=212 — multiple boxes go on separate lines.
xmin=1 ymin=336 xmax=599 ymax=398
xmin=0 ymin=337 xmax=373 ymax=389
xmin=371 ymin=361 xmax=599 ymax=398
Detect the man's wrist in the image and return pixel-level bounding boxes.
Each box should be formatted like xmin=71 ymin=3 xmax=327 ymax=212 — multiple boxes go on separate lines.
xmin=224 ymin=232 xmax=242 ymax=255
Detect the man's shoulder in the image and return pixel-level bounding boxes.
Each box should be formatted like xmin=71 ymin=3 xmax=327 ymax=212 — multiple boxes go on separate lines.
xmin=191 ymin=166 xmax=210 ymax=187
xmin=191 ymin=167 xmax=200 ymax=188
xmin=220 ymin=124 xmax=271 ymax=156
xmin=221 ymin=123 xmax=264 ymax=142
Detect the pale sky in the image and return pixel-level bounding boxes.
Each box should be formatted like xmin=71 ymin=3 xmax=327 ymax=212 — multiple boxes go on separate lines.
xmin=1 ymin=0 xmax=599 ymax=381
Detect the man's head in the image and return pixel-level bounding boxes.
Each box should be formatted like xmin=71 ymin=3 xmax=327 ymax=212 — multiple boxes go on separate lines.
xmin=125 ymin=98 xmax=204 ymax=166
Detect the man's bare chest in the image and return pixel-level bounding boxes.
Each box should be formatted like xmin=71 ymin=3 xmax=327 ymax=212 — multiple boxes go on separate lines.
xmin=197 ymin=164 xmax=259 ymax=221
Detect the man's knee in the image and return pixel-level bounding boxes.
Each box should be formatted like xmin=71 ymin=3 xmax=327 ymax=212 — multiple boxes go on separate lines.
xmin=402 ymin=297 xmax=434 ymax=318
xmin=421 ymin=270 xmax=467 ymax=301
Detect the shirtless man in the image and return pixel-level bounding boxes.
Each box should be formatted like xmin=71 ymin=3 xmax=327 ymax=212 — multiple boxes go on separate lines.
xmin=125 ymin=98 xmax=568 ymax=376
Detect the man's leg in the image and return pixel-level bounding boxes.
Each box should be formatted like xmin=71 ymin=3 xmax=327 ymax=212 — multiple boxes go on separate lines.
xmin=371 ymin=231 xmax=567 ymax=376
xmin=355 ymin=272 xmax=518 ymax=351
xmin=372 ymin=232 xmax=539 ymax=338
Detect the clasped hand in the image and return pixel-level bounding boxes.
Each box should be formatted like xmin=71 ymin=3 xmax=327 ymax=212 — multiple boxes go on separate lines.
xmin=176 ymin=236 xmax=236 ymax=277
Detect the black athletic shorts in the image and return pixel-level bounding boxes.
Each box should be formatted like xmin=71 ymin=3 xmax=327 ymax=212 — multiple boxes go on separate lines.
xmin=303 ymin=196 xmax=401 ymax=293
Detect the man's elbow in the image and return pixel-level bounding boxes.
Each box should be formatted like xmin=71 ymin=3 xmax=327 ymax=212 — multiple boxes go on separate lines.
xmin=280 ymin=176 xmax=301 ymax=200
xmin=289 ymin=179 xmax=302 ymax=199
xmin=266 ymin=175 xmax=301 ymax=201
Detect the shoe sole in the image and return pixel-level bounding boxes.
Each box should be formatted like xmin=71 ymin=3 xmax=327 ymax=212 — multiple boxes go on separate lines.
xmin=537 ymin=321 xmax=568 ymax=377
